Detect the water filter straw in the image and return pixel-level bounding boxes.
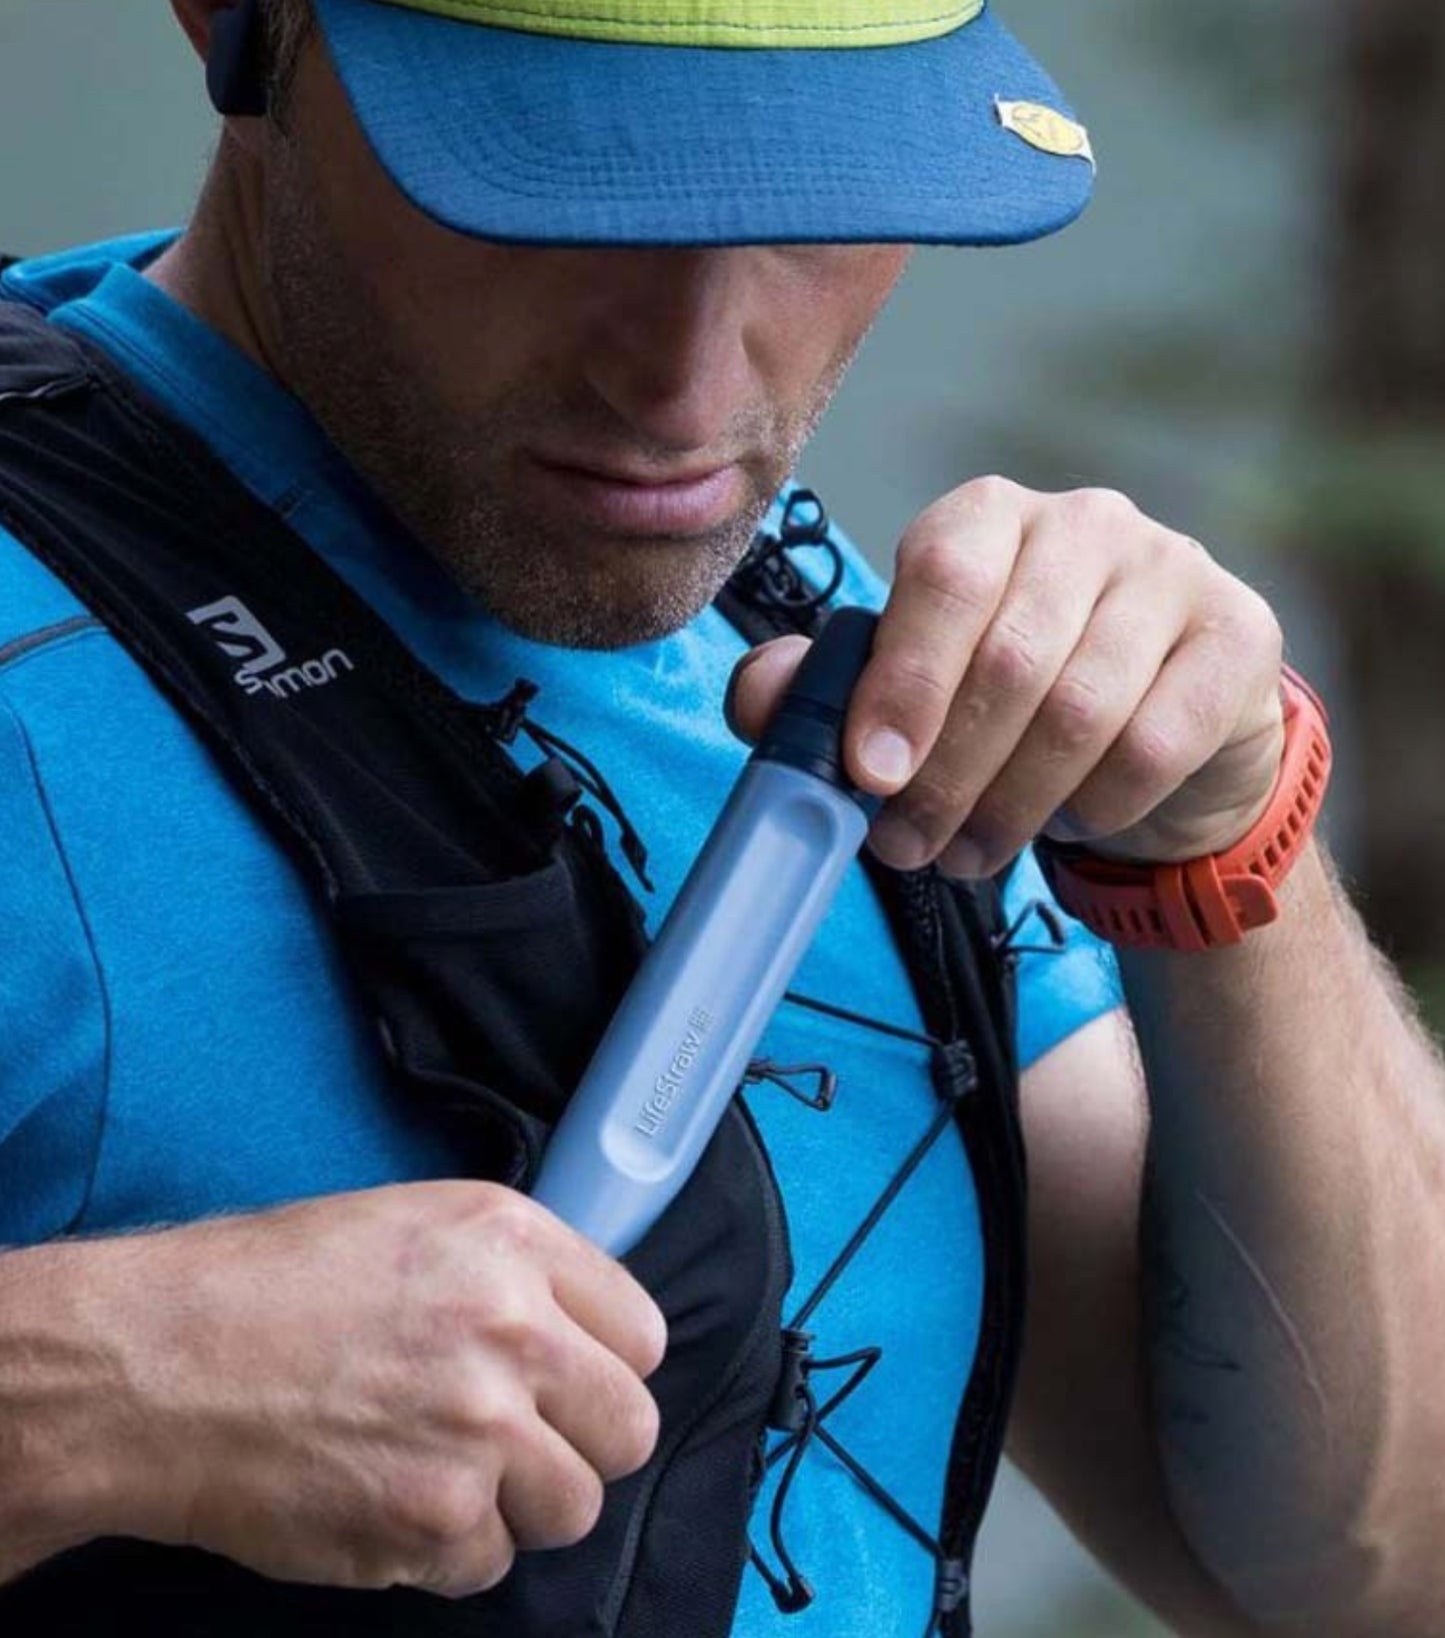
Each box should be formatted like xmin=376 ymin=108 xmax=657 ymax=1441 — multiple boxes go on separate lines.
xmin=532 ymin=607 xmax=884 ymax=1256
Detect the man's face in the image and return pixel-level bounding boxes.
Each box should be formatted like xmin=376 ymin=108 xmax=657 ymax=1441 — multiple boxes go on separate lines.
xmin=254 ymin=33 xmax=912 ymax=648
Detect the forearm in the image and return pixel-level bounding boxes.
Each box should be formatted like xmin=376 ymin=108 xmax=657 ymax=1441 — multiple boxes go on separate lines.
xmin=1124 ymin=840 xmax=1445 ymax=1635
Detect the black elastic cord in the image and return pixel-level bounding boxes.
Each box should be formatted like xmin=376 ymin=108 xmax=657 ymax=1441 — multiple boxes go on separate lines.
xmin=789 ymin=1093 xmax=959 ymax=1333
xmin=992 ymin=895 xmax=1067 ymax=963
xmin=751 ymin=1342 xmax=953 ymax=1622
xmin=517 ymin=716 xmax=654 ymax=893
xmin=749 ymin=1374 xmax=821 ymax=1614
xmin=812 ymin=1424 xmax=940 ymax=1561
xmin=473 ymin=678 xmax=654 ymax=893
xmin=747 ymin=991 xmax=982 ymax=1623
xmin=784 ymin=986 xmax=942 ymax=1051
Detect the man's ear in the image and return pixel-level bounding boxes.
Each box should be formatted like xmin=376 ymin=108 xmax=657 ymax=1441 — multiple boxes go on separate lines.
xmin=170 ymin=0 xmax=268 ymax=118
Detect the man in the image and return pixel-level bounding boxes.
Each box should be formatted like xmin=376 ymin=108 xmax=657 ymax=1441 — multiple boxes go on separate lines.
xmin=0 ymin=2 xmax=1443 ymax=1634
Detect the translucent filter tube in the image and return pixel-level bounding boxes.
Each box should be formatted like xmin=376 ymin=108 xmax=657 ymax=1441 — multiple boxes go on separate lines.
xmin=532 ymin=608 xmax=882 ymax=1256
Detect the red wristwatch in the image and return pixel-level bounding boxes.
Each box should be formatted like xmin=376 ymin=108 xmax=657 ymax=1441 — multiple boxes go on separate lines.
xmin=1036 ymin=667 xmax=1332 ymax=952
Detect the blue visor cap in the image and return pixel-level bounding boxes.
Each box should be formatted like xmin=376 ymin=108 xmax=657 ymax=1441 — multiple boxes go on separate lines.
xmin=310 ymin=0 xmax=1096 ymax=247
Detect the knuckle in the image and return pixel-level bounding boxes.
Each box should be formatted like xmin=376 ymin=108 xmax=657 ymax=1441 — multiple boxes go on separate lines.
xmin=479 ymin=1193 xmax=546 ymax=1258
xmin=500 ymin=1308 xmax=565 ymax=1381
xmin=1161 ymin=528 xmax=1212 ymax=570
xmin=1111 ymin=718 xmax=1181 ymax=793
xmin=895 ymin=532 xmax=999 ymax=624
xmin=612 ymin=1386 xmax=662 ymax=1477
xmin=448 ymin=1362 xmax=533 ymax=1449
xmin=631 ymin=1299 xmax=668 ymax=1378
xmin=971 ymin=622 xmax=1043 ymax=697
xmin=394 ymin=1468 xmax=489 ymax=1551
xmin=467 ymin=1533 xmax=517 ymax=1596
xmin=1061 ymin=485 xmax=1136 ymax=532
xmin=476 ymin=1284 xmax=547 ymax=1362
xmin=1237 ymin=587 xmax=1284 ymax=659
xmin=954 ymin=472 xmax=1022 ymax=515
xmin=965 ymin=792 xmax=1033 ymax=860
xmin=1198 ymin=572 xmax=1280 ymax=651
xmin=895 ymin=769 xmax=970 ymax=847
xmin=1039 ymin=672 xmax=1110 ymax=752
xmin=480 ymin=1390 xmax=534 ymax=1453
xmin=552 ymin=1466 xmax=607 ymax=1546
xmin=1178 ymin=679 xmax=1233 ymax=746
xmin=876 ymin=649 xmax=956 ymax=717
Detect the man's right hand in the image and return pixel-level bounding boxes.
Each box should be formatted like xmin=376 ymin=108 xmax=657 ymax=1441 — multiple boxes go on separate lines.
xmin=0 ymin=1182 xmax=666 ymax=1598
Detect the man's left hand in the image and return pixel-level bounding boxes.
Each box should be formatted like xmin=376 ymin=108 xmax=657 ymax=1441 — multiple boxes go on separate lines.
xmin=728 ymin=477 xmax=1287 ymax=878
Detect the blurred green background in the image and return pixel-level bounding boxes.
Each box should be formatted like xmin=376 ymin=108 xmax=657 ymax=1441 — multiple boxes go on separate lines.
xmin=4 ymin=2 xmax=1442 ymax=1632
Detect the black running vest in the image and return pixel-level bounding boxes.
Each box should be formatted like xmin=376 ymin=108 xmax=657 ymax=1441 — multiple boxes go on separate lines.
xmin=0 ymin=289 xmax=1027 ymax=1638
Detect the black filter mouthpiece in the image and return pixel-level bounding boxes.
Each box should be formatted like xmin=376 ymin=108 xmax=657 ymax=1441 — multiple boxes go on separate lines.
xmin=753 ymin=606 xmax=882 ymax=816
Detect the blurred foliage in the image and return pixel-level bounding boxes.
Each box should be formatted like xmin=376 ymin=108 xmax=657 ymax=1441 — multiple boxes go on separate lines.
xmin=1278 ymin=429 xmax=1445 ymax=568
xmin=1005 ymin=0 xmax=1445 ymax=581
xmin=1117 ymin=0 xmax=1315 ymax=116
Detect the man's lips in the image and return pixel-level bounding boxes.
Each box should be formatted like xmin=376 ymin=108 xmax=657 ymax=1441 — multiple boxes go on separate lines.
xmin=521 ymin=453 xmax=748 ymax=537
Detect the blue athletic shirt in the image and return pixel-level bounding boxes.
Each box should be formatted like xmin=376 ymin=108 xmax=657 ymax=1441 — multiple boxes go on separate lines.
xmin=0 ymin=235 xmax=1123 ymax=1635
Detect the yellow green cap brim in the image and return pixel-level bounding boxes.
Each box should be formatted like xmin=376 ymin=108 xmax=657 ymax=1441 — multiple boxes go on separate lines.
xmin=311 ymin=0 xmax=1095 ymax=247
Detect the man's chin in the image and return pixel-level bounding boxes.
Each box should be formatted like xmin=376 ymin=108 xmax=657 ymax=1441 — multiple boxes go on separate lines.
xmin=446 ymin=511 xmax=765 ymax=651
xmin=459 ymin=544 xmax=747 ymax=651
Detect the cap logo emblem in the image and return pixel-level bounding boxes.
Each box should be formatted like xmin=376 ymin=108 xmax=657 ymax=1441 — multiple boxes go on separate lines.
xmin=996 ymin=99 xmax=1095 ymax=167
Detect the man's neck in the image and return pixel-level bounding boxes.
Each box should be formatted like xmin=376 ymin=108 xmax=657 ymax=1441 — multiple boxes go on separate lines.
xmin=146 ymin=143 xmax=287 ymax=383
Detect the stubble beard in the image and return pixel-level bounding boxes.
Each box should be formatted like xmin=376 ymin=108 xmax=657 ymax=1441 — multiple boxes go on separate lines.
xmin=260 ymin=157 xmax=854 ymax=650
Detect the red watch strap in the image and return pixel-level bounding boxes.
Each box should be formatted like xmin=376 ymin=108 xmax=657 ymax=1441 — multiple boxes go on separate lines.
xmin=1037 ymin=667 xmax=1332 ymax=952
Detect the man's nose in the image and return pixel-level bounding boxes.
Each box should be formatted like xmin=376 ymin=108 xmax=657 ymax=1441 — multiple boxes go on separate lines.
xmin=580 ymin=249 xmax=758 ymax=454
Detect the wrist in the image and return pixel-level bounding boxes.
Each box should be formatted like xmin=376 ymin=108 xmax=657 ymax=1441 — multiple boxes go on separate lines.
xmin=0 ymin=1233 xmax=193 ymax=1572
xmin=0 ymin=1242 xmax=125 ymax=1573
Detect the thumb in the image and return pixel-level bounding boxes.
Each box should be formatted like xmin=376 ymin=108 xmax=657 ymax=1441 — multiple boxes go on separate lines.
xmin=722 ymin=635 xmax=812 ymax=744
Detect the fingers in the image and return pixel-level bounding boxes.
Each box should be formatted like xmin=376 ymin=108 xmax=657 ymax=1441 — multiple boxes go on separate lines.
xmin=844 ymin=478 xmax=1031 ymax=789
xmin=941 ymin=593 xmax=1283 ymax=877
xmin=545 ymin=1242 xmax=667 ymax=1384
xmin=409 ymin=1410 xmax=615 ymax=1598
xmin=533 ymin=1310 xmax=662 ymax=1483
xmin=480 ymin=1198 xmax=663 ymax=1487
xmin=410 ymin=1226 xmax=663 ymax=1597
xmin=498 ymin=1415 xmax=608 ymax=1552
xmin=933 ymin=577 xmax=1187 ymax=876
xmin=1059 ymin=613 xmax=1285 ymax=863
xmin=724 ymin=634 xmax=810 ymax=744
xmin=866 ymin=496 xmax=1125 ymax=869
xmin=500 ymin=1195 xmax=667 ymax=1380
xmin=727 ymin=476 xmax=1287 ymax=875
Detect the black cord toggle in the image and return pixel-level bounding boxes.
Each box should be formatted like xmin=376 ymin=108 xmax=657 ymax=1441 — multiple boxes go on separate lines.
xmin=474 ymin=678 xmax=653 ymax=892
xmin=744 ymin=1058 xmax=839 ymax=1112
xmin=517 ymin=756 xmax=583 ymax=842
xmin=993 ymin=895 xmax=1068 ymax=963
xmin=477 ymin=677 xmax=540 ymax=745
xmin=517 ymin=716 xmax=654 ymax=894
xmin=767 ymin=1328 xmax=816 ymax=1434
